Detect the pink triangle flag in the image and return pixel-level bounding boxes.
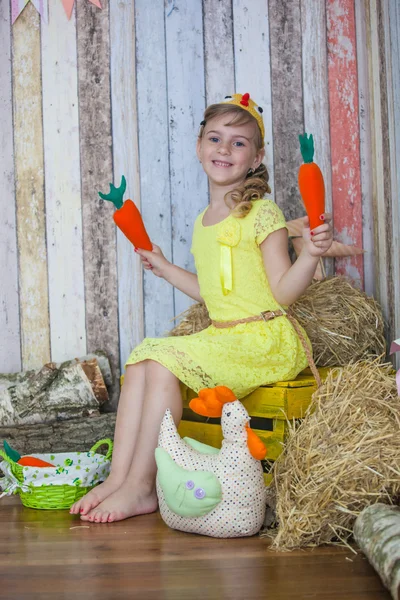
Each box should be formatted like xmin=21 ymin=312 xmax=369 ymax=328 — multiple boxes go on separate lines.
xmin=61 ymin=0 xmax=102 ymax=20
xmin=390 ymin=338 xmax=400 ymax=355
xmin=390 ymin=338 xmax=400 ymax=397
xmin=11 ymin=0 xmax=48 ymax=24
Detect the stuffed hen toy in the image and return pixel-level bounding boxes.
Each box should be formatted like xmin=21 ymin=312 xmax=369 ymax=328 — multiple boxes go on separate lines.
xmin=155 ymin=386 xmax=268 ymax=538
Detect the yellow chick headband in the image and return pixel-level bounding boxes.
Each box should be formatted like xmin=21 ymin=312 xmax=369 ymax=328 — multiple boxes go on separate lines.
xmin=220 ymin=93 xmax=265 ymax=142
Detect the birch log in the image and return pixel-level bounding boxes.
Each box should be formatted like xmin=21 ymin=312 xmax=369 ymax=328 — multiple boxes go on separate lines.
xmin=71 ymin=358 xmax=108 ymax=406
xmin=59 ymin=351 xmax=113 ymax=393
xmin=0 ymin=353 xmax=110 ymax=407
xmin=0 ymin=414 xmax=116 ymax=455
xmin=0 ymin=363 xmax=99 ymax=427
xmin=354 ymin=503 xmax=400 ymax=600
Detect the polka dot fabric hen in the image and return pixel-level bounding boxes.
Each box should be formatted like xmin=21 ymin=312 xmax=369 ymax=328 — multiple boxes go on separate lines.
xmin=155 ymin=388 xmax=267 ymax=538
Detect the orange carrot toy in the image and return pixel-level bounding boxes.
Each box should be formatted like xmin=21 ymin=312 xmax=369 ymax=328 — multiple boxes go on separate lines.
xmin=3 ymin=441 xmax=54 ymax=468
xmin=99 ymin=176 xmax=152 ymax=251
xmin=17 ymin=456 xmax=55 ymax=468
xmin=298 ymin=133 xmax=325 ymax=231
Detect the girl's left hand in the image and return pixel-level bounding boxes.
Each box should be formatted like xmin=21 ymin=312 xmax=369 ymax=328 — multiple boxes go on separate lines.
xmin=302 ymin=213 xmax=333 ymax=257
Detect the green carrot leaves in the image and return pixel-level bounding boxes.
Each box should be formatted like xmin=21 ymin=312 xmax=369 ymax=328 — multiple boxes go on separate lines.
xmin=98 ymin=175 xmax=127 ymax=210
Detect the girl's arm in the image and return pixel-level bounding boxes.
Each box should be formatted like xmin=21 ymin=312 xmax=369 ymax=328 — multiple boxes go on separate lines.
xmin=260 ymin=214 xmax=333 ymax=306
xmin=135 ymin=245 xmax=203 ymax=303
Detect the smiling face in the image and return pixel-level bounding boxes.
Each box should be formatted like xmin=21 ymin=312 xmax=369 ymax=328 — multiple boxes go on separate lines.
xmin=196 ymin=112 xmax=265 ymax=190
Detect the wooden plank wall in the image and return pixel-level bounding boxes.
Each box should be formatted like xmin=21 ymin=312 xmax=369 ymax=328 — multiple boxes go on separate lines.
xmin=357 ymin=0 xmax=399 ymax=361
xmin=12 ymin=4 xmax=51 ymax=369
xmin=327 ymin=0 xmax=364 ymax=287
xmin=301 ymin=0 xmax=333 ymax=277
xmin=386 ymin=0 xmax=400 ymax=369
xmin=110 ymin=0 xmax=143 ymax=368
xmin=41 ymin=0 xmax=86 ymax=363
xmin=0 ymin=0 xmax=21 ymax=373
xmin=1 ymin=0 xmax=399 ymax=387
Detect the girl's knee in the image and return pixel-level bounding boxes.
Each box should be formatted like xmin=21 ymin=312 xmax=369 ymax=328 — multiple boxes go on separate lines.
xmin=145 ymin=360 xmax=176 ymax=382
xmin=124 ymin=362 xmax=146 ymax=384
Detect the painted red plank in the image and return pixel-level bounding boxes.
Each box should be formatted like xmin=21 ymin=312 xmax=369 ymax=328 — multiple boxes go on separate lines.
xmin=327 ymin=0 xmax=364 ymax=287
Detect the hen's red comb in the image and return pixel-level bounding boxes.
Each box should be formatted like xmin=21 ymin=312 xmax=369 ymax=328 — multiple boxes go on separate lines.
xmin=240 ymin=93 xmax=250 ymax=107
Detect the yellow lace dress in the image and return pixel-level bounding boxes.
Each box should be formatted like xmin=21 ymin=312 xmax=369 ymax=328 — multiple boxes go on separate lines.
xmin=126 ymin=199 xmax=310 ymax=399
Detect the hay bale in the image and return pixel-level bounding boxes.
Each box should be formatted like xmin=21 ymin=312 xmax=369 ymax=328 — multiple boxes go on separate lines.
xmin=269 ymin=359 xmax=400 ymax=550
xmin=290 ymin=277 xmax=386 ymax=366
xmin=169 ymin=303 xmax=211 ymax=337
xmin=168 ymin=277 xmax=386 ymax=367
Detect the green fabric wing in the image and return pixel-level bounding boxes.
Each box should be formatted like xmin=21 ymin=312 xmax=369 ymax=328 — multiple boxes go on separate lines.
xmin=183 ymin=437 xmax=220 ymax=455
xmin=155 ymin=448 xmax=222 ymax=518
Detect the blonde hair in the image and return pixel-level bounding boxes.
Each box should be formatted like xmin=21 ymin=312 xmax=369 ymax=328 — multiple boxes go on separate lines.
xmin=198 ymin=104 xmax=271 ymax=218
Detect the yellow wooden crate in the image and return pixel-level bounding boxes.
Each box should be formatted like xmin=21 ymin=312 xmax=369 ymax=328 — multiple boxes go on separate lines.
xmin=178 ymin=367 xmax=331 ymax=463
xmin=181 ymin=367 xmax=331 ymax=421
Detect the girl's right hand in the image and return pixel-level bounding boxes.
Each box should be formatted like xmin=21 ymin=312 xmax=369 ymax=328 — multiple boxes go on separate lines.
xmin=135 ymin=245 xmax=170 ymax=278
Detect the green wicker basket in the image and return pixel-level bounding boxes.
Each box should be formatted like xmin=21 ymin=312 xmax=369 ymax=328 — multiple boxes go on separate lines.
xmin=0 ymin=439 xmax=113 ymax=510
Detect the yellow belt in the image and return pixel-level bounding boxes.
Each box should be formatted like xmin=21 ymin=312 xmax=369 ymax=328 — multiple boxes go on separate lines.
xmin=211 ymin=310 xmax=321 ymax=388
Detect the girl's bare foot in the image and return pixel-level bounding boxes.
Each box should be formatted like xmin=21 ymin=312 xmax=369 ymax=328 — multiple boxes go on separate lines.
xmin=80 ymin=482 xmax=158 ymax=523
xmin=69 ymin=476 xmax=124 ymax=516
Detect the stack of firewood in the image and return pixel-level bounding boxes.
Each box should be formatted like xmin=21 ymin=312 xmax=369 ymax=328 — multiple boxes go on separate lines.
xmin=0 ymin=352 xmax=116 ymax=455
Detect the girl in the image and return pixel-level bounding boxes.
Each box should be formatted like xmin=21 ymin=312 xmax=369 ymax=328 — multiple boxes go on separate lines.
xmin=70 ymin=93 xmax=333 ymax=523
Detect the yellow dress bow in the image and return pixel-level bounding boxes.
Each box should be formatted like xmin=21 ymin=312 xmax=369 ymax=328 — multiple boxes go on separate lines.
xmin=216 ymin=219 xmax=241 ymax=295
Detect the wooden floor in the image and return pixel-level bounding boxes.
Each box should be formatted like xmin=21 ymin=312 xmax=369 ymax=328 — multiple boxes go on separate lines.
xmin=0 ymin=497 xmax=390 ymax=600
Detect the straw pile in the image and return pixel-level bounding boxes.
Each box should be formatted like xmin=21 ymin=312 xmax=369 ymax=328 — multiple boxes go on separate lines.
xmin=169 ymin=277 xmax=386 ymax=367
xmin=289 ymin=277 xmax=386 ymax=366
xmin=169 ymin=302 xmax=211 ymax=336
xmin=269 ymin=358 xmax=400 ymax=550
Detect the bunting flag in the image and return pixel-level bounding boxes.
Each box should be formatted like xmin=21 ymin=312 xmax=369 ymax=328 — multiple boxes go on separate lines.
xmin=389 ymin=339 xmax=400 ymax=396
xmin=11 ymin=0 xmax=48 ymax=23
xmin=61 ymin=0 xmax=102 ymax=20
